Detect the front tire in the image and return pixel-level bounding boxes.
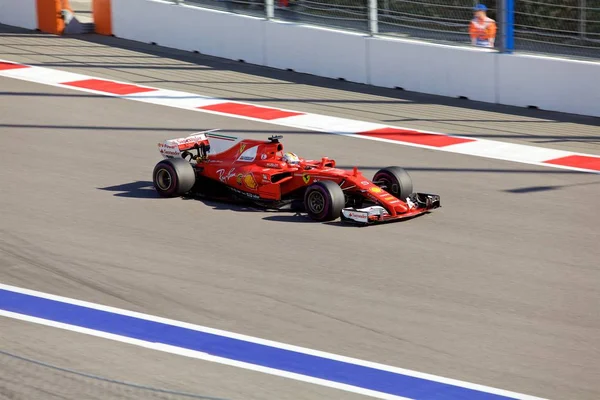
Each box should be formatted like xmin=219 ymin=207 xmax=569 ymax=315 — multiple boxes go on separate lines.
xmin=373 ymin=166 xmax=413 ymax=200
xmin=152 ymin=158 xmax=196 ymax=198
xmin=303 ymin=181 xmax=345 ymax=222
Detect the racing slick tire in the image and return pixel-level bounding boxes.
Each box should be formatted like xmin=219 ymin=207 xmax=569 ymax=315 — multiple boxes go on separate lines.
xmin=303 ymin=180 xmax=345 ymax=222
xmin=152 ymin=158 xmax=196 ymax=198
xmin=373 ymin=166 xmax=413 ymax=201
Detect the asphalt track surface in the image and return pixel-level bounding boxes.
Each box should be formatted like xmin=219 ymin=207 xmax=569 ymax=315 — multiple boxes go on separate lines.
xmin=1 ymin=25 xmax=600 ymax=400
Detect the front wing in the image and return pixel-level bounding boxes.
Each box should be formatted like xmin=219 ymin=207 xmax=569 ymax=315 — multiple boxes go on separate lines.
xmin=340 ymin=193 xmax=441 ymax=225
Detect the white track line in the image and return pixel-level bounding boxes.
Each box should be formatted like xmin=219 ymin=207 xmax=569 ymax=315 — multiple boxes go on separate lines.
xmin=0 ymin=283 xmax=547 ymax=400
xmin=0 ymin=58 xmax=598 ymax=175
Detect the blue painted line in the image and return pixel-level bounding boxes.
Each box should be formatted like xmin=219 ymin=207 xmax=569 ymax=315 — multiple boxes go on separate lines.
xmin=505 ymin=0 xmax=515 ymax=53
xmin=0 ymin=288 xmax=517 ymax=400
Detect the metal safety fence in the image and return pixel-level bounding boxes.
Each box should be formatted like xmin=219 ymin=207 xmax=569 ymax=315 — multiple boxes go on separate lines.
xmin=376 ymin=1 xmax=492 ymax=43
xmin=173 ymin=0 xmax=600 ymax=59
xmin=514 ymin=0 xmax=600 ymax=57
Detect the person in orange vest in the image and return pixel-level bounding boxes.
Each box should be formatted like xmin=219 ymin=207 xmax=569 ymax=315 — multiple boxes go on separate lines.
xmin=469 ymin=4 xmax=497 ymax=48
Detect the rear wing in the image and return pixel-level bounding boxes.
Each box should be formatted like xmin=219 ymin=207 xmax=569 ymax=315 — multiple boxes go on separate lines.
xmin=157 ymin=129 xmax=244 ymax=159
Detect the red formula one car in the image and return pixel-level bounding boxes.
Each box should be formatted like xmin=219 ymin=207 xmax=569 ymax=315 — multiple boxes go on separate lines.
xmin=152 ymin=130 xmax=440 ymax=225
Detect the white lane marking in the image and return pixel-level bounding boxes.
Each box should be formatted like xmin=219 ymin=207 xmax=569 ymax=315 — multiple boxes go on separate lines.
xmin=0 ymin=310 xmax=413 ymax=400
xmin=281 ymin=114 xmax=388 ymax=134
xmin=0 ymin=65 xmax=91 ymax=85
xmin=0 ymin=59 xmax=598 ymax=175
xmin=444 ymin=140 xmax=573 ymax=163
xmin=125 ymin=89 xmax=227 ymax=108
xmin=0 ymin=283 xmax=546 ymax=400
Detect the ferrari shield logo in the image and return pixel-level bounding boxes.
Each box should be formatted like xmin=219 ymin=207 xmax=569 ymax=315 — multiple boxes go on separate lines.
xmin=302 ymin=174 xmax=310 ymax=184
xmin=243 ymin=173 xmax=258 ymax=190
xmin=238 ymin=143 xmax=246 ymax=155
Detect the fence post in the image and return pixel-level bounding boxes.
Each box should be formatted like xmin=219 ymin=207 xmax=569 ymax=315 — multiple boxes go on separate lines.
xmin=368 ymin=0 xmax=378 ymax=35
xmin=499 ymin=0 xmax=515 ymax=53
xmin=580 ymin=0 xmax=586 ymax=39
xmin=505 ymin=0 xmax=515 ymax=52
xmin=265 ymin=0 xmax=274 ymax=19
xmin=498 ymin=0 xmax=506 ymax=52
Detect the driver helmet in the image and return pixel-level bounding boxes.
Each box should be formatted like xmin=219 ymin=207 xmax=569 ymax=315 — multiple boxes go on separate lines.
xmin=282 ymin=152 xmax=300 ymax=165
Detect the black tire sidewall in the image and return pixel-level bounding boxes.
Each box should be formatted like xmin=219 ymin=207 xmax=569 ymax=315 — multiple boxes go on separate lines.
xmin=153 ymin=162 xmax=180 ymax=197
xmin=305 ymin=184 xmax=331 ymax=220
xmin=153 ymin=158 xmax=195 ymax=197
xmin=304 ymin=181 xmax=345 ymax=222
xmin=373 ymin=167 xmax=413 ymax=200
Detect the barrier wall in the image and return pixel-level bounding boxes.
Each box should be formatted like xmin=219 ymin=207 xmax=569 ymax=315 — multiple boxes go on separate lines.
xmin=497 ymin=54 xmax=600 ymax=117
xmin=112 ymin=0 xmax=266 ymax=66
xmin=264 ymin=21 xmax=369 ymax=84
xmin=1 ymin=0 xmax=598 ymax=118
xmin=367 ymin=36 xmax=498 ymax=104
xmin=0 ymin=0 xmax=37 ymax=30
xmin=109 ymin=0 xmax=600 ymax=118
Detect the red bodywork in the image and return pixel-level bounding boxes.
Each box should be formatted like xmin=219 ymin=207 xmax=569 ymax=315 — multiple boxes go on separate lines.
xmin=169 ymin=133 xmax=436 ymax=222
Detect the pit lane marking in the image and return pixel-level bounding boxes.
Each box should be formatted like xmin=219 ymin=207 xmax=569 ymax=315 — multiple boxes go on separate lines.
xmin=0 ymin=283 xmax=546 ymax=400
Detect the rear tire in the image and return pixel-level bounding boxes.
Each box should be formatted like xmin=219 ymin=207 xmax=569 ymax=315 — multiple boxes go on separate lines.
xmin=303 ymin=181 xmax=345 ymax=222
xmin=373 ymin=166 xmax=413 ymax=200
xmin=152 ymin=158 xmax=196 ymax=198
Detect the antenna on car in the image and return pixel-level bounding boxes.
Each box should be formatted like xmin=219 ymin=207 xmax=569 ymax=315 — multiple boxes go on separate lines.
xmin=268 ymin=135 xmax=284 ymax=143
